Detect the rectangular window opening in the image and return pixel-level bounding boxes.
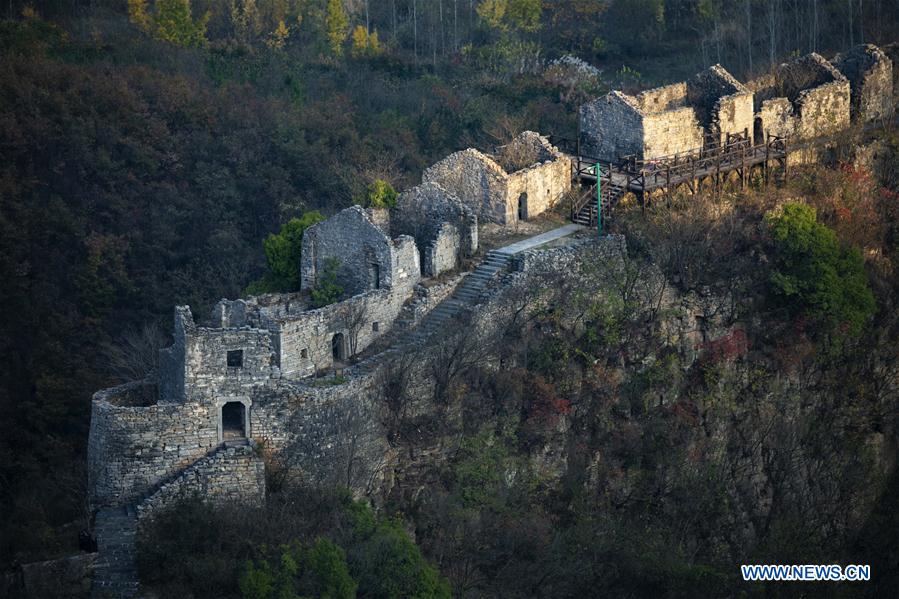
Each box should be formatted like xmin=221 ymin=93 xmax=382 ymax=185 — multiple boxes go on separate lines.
xmin=301 ymin=348 xmax=308 ymax=359
xmin=227 ymin=349 xmax=244 ymax=368
xmin=372 ymin=322 xmax=379 ymax=332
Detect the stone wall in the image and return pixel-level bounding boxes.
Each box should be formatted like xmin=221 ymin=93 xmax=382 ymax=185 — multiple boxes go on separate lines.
xmin=267 ymin=286 xmax=410 ymax=378
xmin=505 ymin=151 xmax=572 ymax=221
xmin=581 ymin=66 xmax=749 ymax=162
xmin=392 ymin=182 xmax=477 ymax=277
xmin=754 ymin=53 xmax=851 ymax=142
xmin=421 ymin=149 xmax=509 ymax=223
xmin=301 ymin=206 xmax=395 ymax=295
xmin=580 ymin=91 xmax=644 ymax=162
xmin=794 ymin=79 xmax=851 ymax=139
xmin=636 ymin=82 xmax=689 ymax=113
xmin=421 ymin=132 xmax=570 ymax=224
xmin=423 ymin=221 xmax=461 ymax=277
xmin=641 ymin=107 xmax=705 ymax=159
xmin=182 ymin=321 xmax=275 ymax=404
xmin=90 ymin=235 xmax=633 ymax=515
xmin=833 ymin=44 xmax=894 ymax=123
xmin=158 ymin=306 xmax=192 ymax=403
xmin=512 ymin=235 xmax=626 ymax=273
xmin=136 ymin=443 xmax=265 ymax=520
xmin=757 ymin=97 xmax=796 ymax=141
xmin=687 ymin=65 xmax=754 ymax=144
xmin=88 ymin=381 xmax=221 ymax=509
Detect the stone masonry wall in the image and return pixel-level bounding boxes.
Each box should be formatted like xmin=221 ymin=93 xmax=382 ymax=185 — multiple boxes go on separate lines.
xmin=757 ymin=97 xmax=797 ymax=141
xmin=687 ymin=65 xmax=754 ymax=144
xmin=636 ymin=82 xmax=689 ymax=113
xmin=753 ymin=53 xmax=851 ymax=142
xmin=422 ymin=149 xmax=509 ymax=223
xmin=183 ymin=322 xmax=275 ymax=404
xmin=580 ymin=91 xmax=644 ymax=162
xmin=422 ymin=135 xmax=570 ymax=224
xmin=267 ymin=286 xmax=410 ymax=378
xmin=136 ymin=443 xmax=265 ymax=520
xmin=642 ymin=107 xmax=705 ymax=159
xmin=301 ymin=206 xmax=395 ymax=295
xmin=423 ymin=221 xmax=461 ymax=277
xmin=91 ymin=236 xmax=630 ymax=514
xmin=794 ymin=79 xmax=851 ymax=139
xmin=88 ymin=382 xmax=220 ymax=509
xmin=392 ymin=182 xmax=478 ymax=274
xmin=505 ymin=153 xmax=572 ymax=221
xmin=833 ymin=44 xmax=894 ymax=123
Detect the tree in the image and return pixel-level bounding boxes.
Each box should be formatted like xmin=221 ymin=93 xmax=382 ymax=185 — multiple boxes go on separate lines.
xmin=477 ymin=0 xmax=541 ymax=33
xmin=266 ymin=19 xmax=291 ymax=50
xmin=248 ymin=211 xmax=325 ymax=294
xmin=230 ymin=0 xmax=263 ymax=45
xmin=766 ymin=202 xmax=875 ymax=336
xmin=339 ymin=298 xmax=368 ymax=359
xmin=239 ymin=538 xmax=356 ymax=599
xmin=325 ymin=0 xmax=349 ymax=56
xmin=358 ymin=179 xmax=397 ymax=208
xmin=311 ymin=258 xmax=344 ymax=308
xmin=346 ymin=503 xmax=452 ymax=599
xmin=351 ymin=25 xmax=383 ymax=57
xmin=127 ymin=0 xmax=152 ymax=32
xmin=153 ymin=0 xmax=210 ymax=48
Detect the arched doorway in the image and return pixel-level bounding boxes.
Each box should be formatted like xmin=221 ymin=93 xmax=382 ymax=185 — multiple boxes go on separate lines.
xmin=518 ymin=193 xmax=528 ymax=221
xmin=332 ymin=332 xmax=346 ymax=362
xmin=221 ymin=401 xmax=247 ymax=441
xmin=753 ymin=116 xmax=764 ymax=145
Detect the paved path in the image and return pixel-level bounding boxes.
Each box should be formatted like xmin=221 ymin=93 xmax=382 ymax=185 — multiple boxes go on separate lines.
xmin=493 ymin=223 xmax=585 ymax=255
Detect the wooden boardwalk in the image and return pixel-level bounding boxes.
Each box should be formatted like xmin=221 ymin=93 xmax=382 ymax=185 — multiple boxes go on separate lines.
xmin=552 ymin=133 xmax=788 ymax=227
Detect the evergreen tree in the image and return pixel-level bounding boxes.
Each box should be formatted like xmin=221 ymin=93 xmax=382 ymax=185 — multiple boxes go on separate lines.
xmin=154 ymin=0 xmax=209 ymax=48
xmin=325 ymin=0 xmax=349 ymax=56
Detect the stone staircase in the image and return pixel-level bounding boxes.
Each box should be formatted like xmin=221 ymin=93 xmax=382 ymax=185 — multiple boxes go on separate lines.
xmin=573 ymin=181 xmax=625 ymax=227
xmin=91 ymin=506 xmax=139 ymax=598
xmin=408 ymin=250 xmax=513 ymax=343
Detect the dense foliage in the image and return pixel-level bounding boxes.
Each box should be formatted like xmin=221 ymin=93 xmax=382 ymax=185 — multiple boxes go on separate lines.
xmin=766 ymin=202 xmax=875 ymax=336
xmin=248 ymin=211 xmax=325 ymax=294
xmin=139 ymin=490 xmax=450 ymax=599
xmin=0 ymin=2 xmax=898 ymax=597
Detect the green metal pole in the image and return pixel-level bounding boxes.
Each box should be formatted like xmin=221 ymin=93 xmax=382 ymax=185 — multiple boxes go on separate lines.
xmin=595 ymin=162 xmax=602 ymax=236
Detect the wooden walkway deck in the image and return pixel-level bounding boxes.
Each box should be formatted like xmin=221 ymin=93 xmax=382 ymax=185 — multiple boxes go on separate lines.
xmin=554 ymin=133 xmax=789 ymax=227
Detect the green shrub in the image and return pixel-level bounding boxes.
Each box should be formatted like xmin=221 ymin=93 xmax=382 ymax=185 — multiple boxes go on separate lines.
xmin=248 ymin=212 xmax=325 ymax=294
xmin=346 ymin=502 xmax=451 ymax=599
xmin=766 ymin=202 xmax=875 ymax=336
xmin=359 ymin=179 xmax=398 ymax=209
xmin=239 ymin=538 xmax=356 ymax=599
xmin=310 ymin=257 xmax=344 ymax=308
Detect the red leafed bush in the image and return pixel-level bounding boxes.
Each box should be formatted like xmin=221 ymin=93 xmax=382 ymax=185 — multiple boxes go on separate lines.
xmin=695 ymin=328 xmax=749 ymax=363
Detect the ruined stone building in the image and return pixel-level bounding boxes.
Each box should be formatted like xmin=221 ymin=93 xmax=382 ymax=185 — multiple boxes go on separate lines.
xmin=579 ymin=64 xmax=754 ymax=162
xmin=750 ymin=52 xmax=851 ymax=142
xmin=85 ymin=47 xmax=895 ymax=596
xmin=391 ymin=182 xmax=479 ymax=277
xmin=832 ymin=44 xmax=894 ymax=123
xmin=581 ymin=46 xmax=891 ymax=164
xmin=421 ymin=131 xmax=571 ymax=224
xmin=90 ymin=205 xmax=422 ymax=514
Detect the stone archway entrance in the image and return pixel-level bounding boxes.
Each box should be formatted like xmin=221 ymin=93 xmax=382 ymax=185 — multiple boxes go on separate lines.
xmin=332 ymin=332 xmax=346 ymax=362
xmin=518 ymin=193 xmax=528 ymax=221
xmin=221 ymin=402 xmax=246 ymax=440
xmin=217 ymin=397 xmax=251 ymax=442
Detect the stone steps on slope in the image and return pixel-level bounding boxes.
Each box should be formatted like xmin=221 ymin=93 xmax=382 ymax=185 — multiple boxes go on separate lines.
xmin=91 ymin=507 xmax=139 ymax=598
